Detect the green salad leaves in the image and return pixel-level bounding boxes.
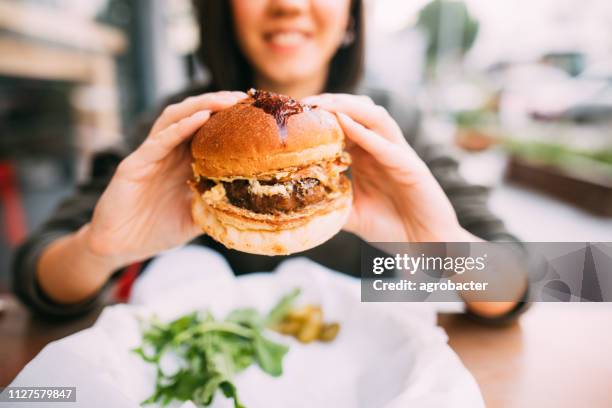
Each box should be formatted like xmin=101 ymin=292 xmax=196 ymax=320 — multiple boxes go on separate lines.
xmin=134 ymin=289 xmax=301 ymax=408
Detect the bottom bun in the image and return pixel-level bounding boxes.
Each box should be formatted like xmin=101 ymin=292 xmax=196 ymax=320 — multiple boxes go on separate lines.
xmin=192 ymin=192 xmax=352 ymax=256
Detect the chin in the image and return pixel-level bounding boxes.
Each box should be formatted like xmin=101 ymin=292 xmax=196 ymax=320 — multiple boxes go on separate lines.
xmin=189 ymin=89 xmax=352 ymax=256
xmin=259 ymin=59 xmax=322 ymax=84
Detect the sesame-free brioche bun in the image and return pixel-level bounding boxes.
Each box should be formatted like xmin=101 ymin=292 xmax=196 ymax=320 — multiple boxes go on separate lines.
xmin=190 ymin=89 xmax=352 ymax=255
xmin=191 ymin=184 xmax=352 ymax=256
xmin=192 ymin=100 xmax=344 ymax=178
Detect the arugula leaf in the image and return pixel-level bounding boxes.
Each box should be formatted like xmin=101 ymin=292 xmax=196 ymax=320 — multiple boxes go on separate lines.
xmin=220 ymin=381 xmax=244 ymax=408
xmin=135 ymin=289 xmax=300 ymax=408
xmin=265 ymin=288 xmax=301 ymax=328
xmin=253 ymin=333 xmax=289 ymax=377
xmin=226 ymin=308 xmax=262 ymax=328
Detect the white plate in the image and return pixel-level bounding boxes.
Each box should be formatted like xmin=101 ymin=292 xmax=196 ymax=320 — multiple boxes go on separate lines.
xmin=10 ymin=246 xmax=484 ymax=408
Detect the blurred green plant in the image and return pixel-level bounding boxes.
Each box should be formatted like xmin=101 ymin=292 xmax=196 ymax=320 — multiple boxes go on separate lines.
xmin=453 ymin=109 xmax=492 ymax=129
xmin=417 ymin=0 xmax=479 ymax=66
xmin=503 ymin=140 xmax=612 ymax=168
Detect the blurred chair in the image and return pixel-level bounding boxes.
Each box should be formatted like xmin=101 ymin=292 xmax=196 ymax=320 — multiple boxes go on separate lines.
xmin=0 ymin=162 xmax=27 ymax=247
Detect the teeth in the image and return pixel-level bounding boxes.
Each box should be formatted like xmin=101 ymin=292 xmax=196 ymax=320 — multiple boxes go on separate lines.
xmin=269 ymin=32 xmax=305 ymax=47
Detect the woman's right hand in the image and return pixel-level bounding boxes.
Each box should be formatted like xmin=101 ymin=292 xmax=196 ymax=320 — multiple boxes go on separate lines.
xmin=84 ymin=91 xmax=247 ymax=269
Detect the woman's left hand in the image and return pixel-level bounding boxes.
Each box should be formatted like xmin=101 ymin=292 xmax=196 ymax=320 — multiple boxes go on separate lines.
xmin=303 ymin=93 xmax=477 ymax=243
xmin=304 ymin=94 xmax=529 ymax=318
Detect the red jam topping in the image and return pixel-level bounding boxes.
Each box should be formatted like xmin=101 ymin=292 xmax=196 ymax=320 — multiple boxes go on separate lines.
xmin=247 ymin=88 xmax=311 ymax=128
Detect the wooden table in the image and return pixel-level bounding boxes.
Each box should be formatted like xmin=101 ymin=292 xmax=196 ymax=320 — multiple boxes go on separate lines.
xmin=439 ymin=303 xmax=612 ymax=407
xmin=1 ymin=294 xmax=611 ymax=407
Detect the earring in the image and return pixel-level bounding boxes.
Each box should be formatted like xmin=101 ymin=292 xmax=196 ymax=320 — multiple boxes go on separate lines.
xmin=342 ymin=18 xmax=356 ymax=48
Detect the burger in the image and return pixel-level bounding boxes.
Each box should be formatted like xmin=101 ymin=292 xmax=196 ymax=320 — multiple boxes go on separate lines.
xmin=189 ymin=89 xmax=352 ymax=256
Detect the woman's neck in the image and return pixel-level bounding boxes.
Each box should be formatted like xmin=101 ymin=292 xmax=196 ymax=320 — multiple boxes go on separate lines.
xmin=254 ymin=72 xmax=327 ymax=100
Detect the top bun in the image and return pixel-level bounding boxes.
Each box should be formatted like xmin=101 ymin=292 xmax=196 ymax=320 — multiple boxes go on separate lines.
xmin=192 ymin=89 xmax=344 ymax=178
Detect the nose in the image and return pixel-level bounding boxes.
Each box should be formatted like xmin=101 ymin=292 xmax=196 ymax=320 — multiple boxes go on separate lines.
xmin=267 ymin=0 xmax=309 ymax=17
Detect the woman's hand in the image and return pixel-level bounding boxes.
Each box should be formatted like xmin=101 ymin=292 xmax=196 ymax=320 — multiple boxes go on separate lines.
xmin=303 ymin=94 xmax=477 ymax=243
xmin=86 ymin=91 xmax=247 ymax=268
xmin=303 ymin=95 xmax=528 ymax=319
xmin=37 ymin=91 xmax=246 ymax=304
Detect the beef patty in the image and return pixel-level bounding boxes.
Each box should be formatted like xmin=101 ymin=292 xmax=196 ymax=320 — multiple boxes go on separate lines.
xmin=194 ymin=176 xmax=346 ymax=214
xmin=223 ymin=178 xmax=327 ymax=214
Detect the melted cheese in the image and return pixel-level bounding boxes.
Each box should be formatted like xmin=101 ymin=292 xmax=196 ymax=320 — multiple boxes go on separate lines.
xmin=198 ymin=153 xmax=351 ymax=197
xmin=202 ymin=184 xmax=226 ymax=201
xmin=248 ymin=179 xmax=293 ymax=196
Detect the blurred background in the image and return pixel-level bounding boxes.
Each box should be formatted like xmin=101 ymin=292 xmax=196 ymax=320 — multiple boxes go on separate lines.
xmin=0 ymin=0 xmax=611 ymax=289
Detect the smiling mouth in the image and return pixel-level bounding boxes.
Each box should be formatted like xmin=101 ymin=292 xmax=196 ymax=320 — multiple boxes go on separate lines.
xmin=264 ymin=30 xmax=310 ymax=49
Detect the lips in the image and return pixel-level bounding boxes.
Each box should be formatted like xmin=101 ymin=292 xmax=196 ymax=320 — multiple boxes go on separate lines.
xmin=264 ymin=30 xmax=311 ymax=50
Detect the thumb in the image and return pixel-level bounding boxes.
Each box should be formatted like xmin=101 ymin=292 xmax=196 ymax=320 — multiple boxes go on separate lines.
xmin=342 ymin=204 xmax=360 ymax=235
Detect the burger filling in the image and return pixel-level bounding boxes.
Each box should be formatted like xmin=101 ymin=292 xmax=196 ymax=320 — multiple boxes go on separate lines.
xmin=223 ymin=178 xmax=328 ymax=214
xmin=193 ymin=155 xmax=350 ymax=215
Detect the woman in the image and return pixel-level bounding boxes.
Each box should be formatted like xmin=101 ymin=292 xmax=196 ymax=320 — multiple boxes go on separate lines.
xmin=13 ymin=0 xmax=526 ymax=320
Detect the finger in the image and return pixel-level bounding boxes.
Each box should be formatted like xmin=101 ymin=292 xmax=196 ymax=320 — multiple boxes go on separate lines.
xmin=337 ymin=113 xmax=427 ymax=173
xmin=342 ymin=205 xmax=360 ymax=235
xmin=336 ymin=112 xmax=395 ymax=159
xmin=151 ymin=91 xmax=246 ymax=135
xmin=307 ymin=96 xmax=404 ymax=144
xmin=185 ymin=190 xmax=205 ymax=237
xmin=303 ymin=93 xmax=374 ymax=106
xmin=137 ymin=110 xmax=211 ymax=163
xmin=344 ymin=138 xmax=356 ymax=150
xmin=152 ymin=91 xmax=245 ymax=134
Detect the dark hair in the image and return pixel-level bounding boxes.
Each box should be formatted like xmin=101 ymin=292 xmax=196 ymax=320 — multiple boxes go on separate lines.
xmin=193 ymin=0 xmax=364 ymax=93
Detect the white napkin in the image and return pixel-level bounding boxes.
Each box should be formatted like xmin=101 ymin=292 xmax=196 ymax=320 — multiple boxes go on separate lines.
xmin=10 ymin=246 xmax=484 ymax=408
